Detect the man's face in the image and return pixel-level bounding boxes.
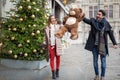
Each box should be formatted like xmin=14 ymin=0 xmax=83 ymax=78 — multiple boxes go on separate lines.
xmin=96 ymin=12 xmax=104 ymax=20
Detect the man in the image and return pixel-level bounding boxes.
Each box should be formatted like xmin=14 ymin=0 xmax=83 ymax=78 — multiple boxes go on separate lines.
xmin=82 ymin=10 xmax=118 ymax=80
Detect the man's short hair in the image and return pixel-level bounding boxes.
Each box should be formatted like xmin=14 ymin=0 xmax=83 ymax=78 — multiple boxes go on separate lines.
xmin=99 ymin=9 xmax=106 ymax=16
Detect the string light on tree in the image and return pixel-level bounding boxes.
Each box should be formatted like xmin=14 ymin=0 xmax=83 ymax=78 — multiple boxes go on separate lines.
xmin=27 ymin=5 xmax=32 ymax=10
xmin=8 ymin=50 xmax=12 ymax=54
xmin=14 ymin=55 xmax=18 ymax=59
xmin=24 ymin=53 xmax=28 ymax=57
xmin=18 ymin=6 xmax=23 ymax=11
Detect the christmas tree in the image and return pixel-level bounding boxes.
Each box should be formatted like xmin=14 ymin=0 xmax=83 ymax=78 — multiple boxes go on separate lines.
xmin=0 ymin=0 xmax=49 ymax=60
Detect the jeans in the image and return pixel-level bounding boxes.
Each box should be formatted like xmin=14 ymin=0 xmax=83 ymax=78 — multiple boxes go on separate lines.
xmin=92 ymin=46 xmax=106 ymax=77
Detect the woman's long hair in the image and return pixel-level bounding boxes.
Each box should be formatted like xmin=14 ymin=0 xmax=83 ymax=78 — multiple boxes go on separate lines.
xmin=48 ymin=15 xmax=54 ymax=28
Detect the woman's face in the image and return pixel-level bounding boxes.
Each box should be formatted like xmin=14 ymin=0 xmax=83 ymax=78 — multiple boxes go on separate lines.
xmin=50 ymin=16 xmax=56 ymax=24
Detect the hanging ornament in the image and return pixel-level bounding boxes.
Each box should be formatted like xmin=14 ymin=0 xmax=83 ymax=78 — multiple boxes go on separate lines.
xmin=45 ymin=2 xmax=48 ymax=5
xmin=14 ymin=55 xmax=18 ymax=59
xmin=31 ymin=32 xmax=35 ymax=36
xmin=28 ymin=25 xmax=31 ymax=27
xmin=27 ymin=5 xmax=32 ymax=10
xmin=36 ymin=8 xmax=40 ymax=12
xmin=8 ymin=28 xmax=11 ymax=31
xmin=26 ymin=40 xmax=30 ymax=43
xmin=11 ymin=14 xmax=15 ymax=18
xmin=8 ymin=50 xmax=12 ymax=54
xmin=36 ymin=30 xmax=40 ymax=34
xmin=33 ymin=49 xmax=37 ymax=53
xmin=24 ymin=53 xmax=28 ymax=57
xmin=19 ymin=18 xmax=23 ymax=21
xmin=33 ymin=24 xmax=36 ymax=27
xmin=40 ymin=50 xmax=43 ymax=53
xmin=19 ymin=52 xmax=23 ymax=55
xmin=11 ymin=36 xmax=15 ymax=40
xmin=18 ymin=6 xmax=23 ymax=11
xmin=13 ymin=28 xmax=17 ymax=31
xmin=26 ymin=0 xmax=30 ymax=2
xmin=0 ymin=42 xmax=3 ymax=47
xmin=18 ymin=43 xmax=22 ymax=47
xmin=32 ymin=2 xmax=36 ymax=5
xmin=31 ymin=14 xmax=35 ymax=19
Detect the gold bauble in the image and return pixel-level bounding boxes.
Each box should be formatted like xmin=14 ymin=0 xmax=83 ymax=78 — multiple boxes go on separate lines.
xmin=33 ymin=49 xmax=37 ymax=53
xmin=36 ymin=8 xmax=40 ymax=12
xmin=8 ymin=28 xmax=11 ymax=31
xmin=28 ymin=25 xmax=31 ymax=27
xmin=31 ymin=32 xmax=35 ymax=36
xmin=18 ymin=6 xmax=23 ymax=11
xmin=11 ymin=36 xmax=15 ymax=40
xmin=36 ymin=30 xmax=40 ymax=34
xmin=31 ymin=14 xmax=35 ymax=19
xmin=0 ymin=42 xmax=3 ymax=47
xmin=19 ymin=18 xmax=23 ymax=21
xmin=14 ymin=55 xmax=18 ymax=59
xmin=24 ymin=53 xmax=28 ymax=57
xmin=26 ymin=0 xmax=30 ymax=2
xmin=18 ymin=43 xmax=22 ymax=47
xmin=8 ymin=50 xmax=12 ymax=54
xmin=40 ymin=50 xmax=43 ymax=53
xmin=13 ymin=28 xmax=17 ymax=31
xmin=33 ymin=24 xmax=36 ymax=27
xmin=32 ymin=2 xmax=36 ymax=5
xmin=26 ymin=40 xmax=30 ymax=43
xmin=27 ymin=5 xmax=32 ymax=10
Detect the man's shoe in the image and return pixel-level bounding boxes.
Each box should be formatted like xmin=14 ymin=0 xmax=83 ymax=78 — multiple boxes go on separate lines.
xmin=94 ymin=75 xmax=99 ymax=80
xmin=100 ymin=77 xmax=105 ymax=80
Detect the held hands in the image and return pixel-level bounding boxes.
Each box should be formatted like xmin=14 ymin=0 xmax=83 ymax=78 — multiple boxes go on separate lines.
xmin=113 ymin=45 xmax=119 ymax=49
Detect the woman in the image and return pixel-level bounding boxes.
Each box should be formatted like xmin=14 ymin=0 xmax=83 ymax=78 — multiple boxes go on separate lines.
xmin=44 ymin=15 xmax=63 ymax=79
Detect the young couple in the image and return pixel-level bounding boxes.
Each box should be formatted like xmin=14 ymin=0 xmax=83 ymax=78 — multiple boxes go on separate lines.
xmin=44 ymin=9 xmax=118 ymax=80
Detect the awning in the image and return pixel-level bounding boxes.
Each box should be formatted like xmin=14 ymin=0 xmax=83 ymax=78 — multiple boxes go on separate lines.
xmin=55 ymin=0 xmax=69 ymax=14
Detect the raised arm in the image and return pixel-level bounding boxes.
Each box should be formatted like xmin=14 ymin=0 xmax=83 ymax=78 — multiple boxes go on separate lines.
xmin=83 ymin=17 xmax=92 ymax=25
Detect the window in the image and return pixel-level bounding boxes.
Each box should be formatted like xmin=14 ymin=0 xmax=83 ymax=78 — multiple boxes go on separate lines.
xmin=104 ymin=5 xmax=108 ymax=18
xmin=109 ymin=5 xmax=113 ymax=18
xmin=94 ymin=6 xmax=98 ymax=18
xmin=89 ymin=6 xmax=93 ymax=18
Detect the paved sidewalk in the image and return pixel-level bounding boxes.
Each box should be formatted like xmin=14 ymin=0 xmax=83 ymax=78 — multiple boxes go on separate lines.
xmin=0 ymin=44 xmax=120 ymax=80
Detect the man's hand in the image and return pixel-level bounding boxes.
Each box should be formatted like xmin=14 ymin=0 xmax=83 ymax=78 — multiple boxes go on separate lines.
xmin=113 ymin=45 xmax=119 ymax=49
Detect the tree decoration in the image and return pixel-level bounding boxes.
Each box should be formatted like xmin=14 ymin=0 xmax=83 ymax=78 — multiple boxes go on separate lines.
xmin=0 ymin=0 xmax=49 ymax=60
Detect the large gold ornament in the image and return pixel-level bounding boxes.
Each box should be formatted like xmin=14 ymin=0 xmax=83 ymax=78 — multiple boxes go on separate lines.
xmin=26 ymin=0 xmax=30 ymax=2
xmin=31 ymin=32 xmax=35 ymax=36
xmin=18 ymin=43 xmax=22 ymax=47
xmin=18 ymin=6 xmax=23 ymax=11
xmin=27 ymin=5 xmax=32 ymax=10
xmin=13 ymin=28 xmax=17 ymax=31
xmin=26 ymin=40 xmax=30 ymax=43
xmin=36 ymin=8 xmax=40 ymax=12
xmin=0 ymin=42 xmax=3 ymax=47
xmin=19 ymin=18 xmax=23 ymax=21
xmin=11 ymin=36 xmax=15 ymax=40
xmin=8 ymin=50 xmax=12 ymax=54
xmin=14 ymin=55 xmax=18 ymax=59
xmin=36 ymin=30 xmax=40 ymax=34
xmin=24 ymin=53 xmax=28 ymax=57
xmin=33 ymin=49 xmax=37 ymax=53
xmin=32 ymin=2 xmax=36 ymax=5
xmin=31 ymin=14 xmax=35 ymax=19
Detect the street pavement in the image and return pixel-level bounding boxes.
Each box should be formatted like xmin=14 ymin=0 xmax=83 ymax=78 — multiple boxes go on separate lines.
xmin=0 ymin=44 xmax=120 ymax=80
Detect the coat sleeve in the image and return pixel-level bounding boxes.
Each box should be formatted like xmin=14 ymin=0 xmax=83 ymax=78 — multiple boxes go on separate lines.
xmin=107 ymin=23 xmax=117 ymax=45
xmin=83 ymin=17 xmax=92 ymax=25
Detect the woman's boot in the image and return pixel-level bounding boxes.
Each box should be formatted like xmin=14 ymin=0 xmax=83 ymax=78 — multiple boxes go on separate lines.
xmin=56 ymin=69 xmax=59 ymax=78
xmin=52 ymin=70 xmax=56 ymax=79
